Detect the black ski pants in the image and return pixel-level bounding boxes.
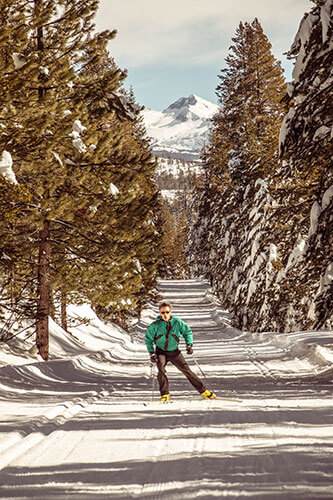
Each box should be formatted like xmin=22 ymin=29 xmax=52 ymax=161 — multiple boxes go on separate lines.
xmin=156 ymin=349 xmax=206 ymax=396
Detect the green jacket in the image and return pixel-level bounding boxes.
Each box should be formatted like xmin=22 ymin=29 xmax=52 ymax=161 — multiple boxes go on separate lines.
xmin=145 ymin=315 xmax=193 ymax=353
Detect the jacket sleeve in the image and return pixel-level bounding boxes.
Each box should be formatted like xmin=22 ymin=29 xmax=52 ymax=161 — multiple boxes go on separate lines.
xmin=145 ymin=324 xmax=156 ymax=353
xmin=179 ymin=319 xmax=193 ymax=345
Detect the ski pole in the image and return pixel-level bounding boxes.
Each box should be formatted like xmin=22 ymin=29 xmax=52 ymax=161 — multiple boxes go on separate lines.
xmin=192 ymin=354 xmax=215 ymax=392
xmin=151 ymin=362 xmax=155 ymax=401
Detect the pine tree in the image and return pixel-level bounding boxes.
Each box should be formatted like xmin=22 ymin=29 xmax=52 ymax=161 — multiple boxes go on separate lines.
xmin=0 ymin=0 xmax=119 ymax=359
xmin=189 ymin=9 xmax=332 ymax=332
xmin=154 ymin=156 xmax=198 ymax=280
xmin=276 ymin=0 xmax=333 ymax=329
xmin=158 ymin=201 xmax=189 ymax=279
xmin=49 ymin=48 xmax=161 ymax=327
xmin=0 ymin=174 xmax=32 ymax=339
xmin=188 ymin=19 xmax=286 ymax=330
xmin=0 ymin=0 xmax=161 ymax=356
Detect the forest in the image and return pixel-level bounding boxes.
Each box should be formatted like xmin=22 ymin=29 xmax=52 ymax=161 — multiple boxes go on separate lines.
xmin=0 ymin=0 xmax=332 ymax=361
xmin=187 ymin=10 xmax=332 ymax=333
xmin=0 ymin=0 xmax=161 ymax=359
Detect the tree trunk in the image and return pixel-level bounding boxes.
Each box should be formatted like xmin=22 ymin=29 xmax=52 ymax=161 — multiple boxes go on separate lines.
xmin=61 ymin=291 xmax=68 ymax=332
xmin=35 ymin=0 xmax=49 ymax=360
xmin=36 ymin=219 xmax=50 ymax=361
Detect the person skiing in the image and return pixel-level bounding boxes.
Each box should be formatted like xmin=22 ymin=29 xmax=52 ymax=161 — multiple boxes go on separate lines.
xmin=145 ymin=302 xmax=216 ymax=402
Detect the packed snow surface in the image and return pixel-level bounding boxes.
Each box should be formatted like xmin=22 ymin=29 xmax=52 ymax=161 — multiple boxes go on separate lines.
xmin=0 ymin=279 xmax=332 ymax=499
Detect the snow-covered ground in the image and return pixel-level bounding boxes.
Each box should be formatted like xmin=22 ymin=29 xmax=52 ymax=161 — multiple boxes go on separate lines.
xmin=157 ymin=157 xmax=203 ymax=202
xmin=156 ymin=157 xmax=202 ymax=177
xmin=0 ymin=279 xmax=332 ymax=499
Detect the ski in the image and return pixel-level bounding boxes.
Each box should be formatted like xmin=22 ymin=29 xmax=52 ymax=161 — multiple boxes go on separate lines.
xmin=204 ymin=396 xmax=243 ymax=403
xmin=142 ymin=397 xmax=243 ymax=405
xmin=142 ymin=399 xmax=173 ymax=405
xmin=108 ymin=397 xmax=243 ymax=406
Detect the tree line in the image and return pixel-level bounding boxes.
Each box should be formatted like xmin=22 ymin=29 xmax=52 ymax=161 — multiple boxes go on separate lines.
xmin=0 ymin=0 xmax=161 ymax=359
xmin=188 ymin=4 xmax=332 ymax=332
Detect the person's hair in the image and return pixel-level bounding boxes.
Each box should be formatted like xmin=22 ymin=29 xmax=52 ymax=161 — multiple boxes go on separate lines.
xmin=159 ymin=302 xmax=172 ymax=311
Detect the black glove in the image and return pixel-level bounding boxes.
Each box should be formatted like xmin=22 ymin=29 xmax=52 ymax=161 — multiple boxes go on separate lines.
xmin=150 ymin=353 xmax=157 ymax=363
xmin=186 ymin=344 xmax=193 ymax=355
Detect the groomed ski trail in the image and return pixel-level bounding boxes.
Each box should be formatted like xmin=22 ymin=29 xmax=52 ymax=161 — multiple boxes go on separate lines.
xmin=0 ymin=278 xmax=332 ymax=499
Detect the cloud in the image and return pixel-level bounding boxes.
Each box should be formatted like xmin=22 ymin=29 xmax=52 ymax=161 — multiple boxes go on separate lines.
xmin=95 ymin=0 xmax=310 ymax=69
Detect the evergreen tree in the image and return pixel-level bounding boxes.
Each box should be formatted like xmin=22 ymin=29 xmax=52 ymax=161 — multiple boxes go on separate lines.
xmin=189 ymin=19 xmax=286 ymax=330
xmin=154 ymin=156 xmax=199 ymax=279
xmin=189 ymin=8 xmax=332 ymax=333
xmin=158 ymin=200 xmax=190 ymax=279
xmin=0 ymin=0 xmax=161 ymax=356
xmin=276 ymin=0 xmax=333 ymax=329
xmin=0 ymin=173 xmax=32 ymax=338
xmin=0 ymin=0 xmax=120 ymax=359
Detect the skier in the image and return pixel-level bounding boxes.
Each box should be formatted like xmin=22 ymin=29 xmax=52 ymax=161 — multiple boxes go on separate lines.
xmin=145 ymin=302 xmax=216 ymax=403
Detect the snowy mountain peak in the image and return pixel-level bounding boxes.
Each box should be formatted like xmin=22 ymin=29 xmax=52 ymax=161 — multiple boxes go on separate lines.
xmin=142 ymin=94 xmax=219 ymax=160
xmin=165 ymin=94 xmax=199 ymax=111
xmin=163 ymin=94 xmax=218 ymax=123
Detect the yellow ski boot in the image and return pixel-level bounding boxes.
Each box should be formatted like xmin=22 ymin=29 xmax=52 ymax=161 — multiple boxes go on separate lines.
xmin=201 ymin=390 xmax=216 ymax=400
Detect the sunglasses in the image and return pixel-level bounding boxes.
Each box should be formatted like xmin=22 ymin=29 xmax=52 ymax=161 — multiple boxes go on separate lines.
xmin=160 ymin=310 xmax=171 ymax=315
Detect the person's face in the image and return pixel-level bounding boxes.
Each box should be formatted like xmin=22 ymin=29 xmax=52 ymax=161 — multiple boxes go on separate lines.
xmin=160 ymin=307 xmax=172 ymax=322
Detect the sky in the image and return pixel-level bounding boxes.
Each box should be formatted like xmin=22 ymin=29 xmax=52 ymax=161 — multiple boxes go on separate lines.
xmin=94 ymin=0 xmax=312 ymax=110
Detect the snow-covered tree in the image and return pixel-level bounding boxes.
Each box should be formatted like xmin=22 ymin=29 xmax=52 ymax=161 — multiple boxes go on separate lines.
xmin=276 ymin=0 xmax=333 ymax=329
xmin=189 ymin=7 xmax=332 ymax=333
xmin=189 ymin=19 xmax=286 ymax=330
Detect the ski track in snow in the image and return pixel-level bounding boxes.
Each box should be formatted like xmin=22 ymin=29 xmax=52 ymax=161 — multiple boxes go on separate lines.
xmin=0 ymin=279 xmax=332 ymax=499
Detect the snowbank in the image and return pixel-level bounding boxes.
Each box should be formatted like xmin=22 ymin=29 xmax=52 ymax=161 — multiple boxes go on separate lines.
xmin=0 ymin=302 xmax=134 ymax=368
